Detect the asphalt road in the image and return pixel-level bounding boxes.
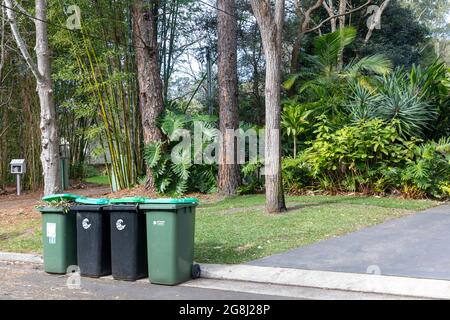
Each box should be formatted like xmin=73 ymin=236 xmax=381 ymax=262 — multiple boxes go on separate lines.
xmin=0 ymin=261 xmax=290 ymax=300
xmin=250 ymin=205 xmax=450 ymax=281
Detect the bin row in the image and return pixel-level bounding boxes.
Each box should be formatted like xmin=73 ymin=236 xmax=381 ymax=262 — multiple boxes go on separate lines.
xmin=38 ymin=195 xmax=200 ymax=286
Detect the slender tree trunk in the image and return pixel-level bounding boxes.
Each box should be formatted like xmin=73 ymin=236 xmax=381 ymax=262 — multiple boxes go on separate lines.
xmin=35 ymin=0 xmax=61 ymax=195
xmin=365 ymin=0 xmax=391 ymax=43
xmin=132 ymin=0 xmax=164 ymax=191
xmin=293 ymin=136 xmax=297 ymax=159
xmin=337 ymin=0 xmax=347 ymax=71
xmin=250 ymin=0 xmax=286 ymax=213
xmin=217 ymin=0 xmax=240 ymax=196
xmin=323 ymin=0 xmax=337 ymax=32
xmin=290 ymin=0 xmax=325 ymax=73
xmin=5 ymin=0 xmax=61 ymax=195
xmin=251 ymin=42 xmax=264 ymax=125
xmin=290 ymin=0 xmax=305 ymax=73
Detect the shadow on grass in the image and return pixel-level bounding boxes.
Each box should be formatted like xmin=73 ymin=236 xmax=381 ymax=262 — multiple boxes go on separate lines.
xmin=285 ymin=199 xmax=356 ymax=212
xmin=0 ymin=231 xmax=23 ymax=241
xmin=195 ymin=241 xmax=263 ymax=265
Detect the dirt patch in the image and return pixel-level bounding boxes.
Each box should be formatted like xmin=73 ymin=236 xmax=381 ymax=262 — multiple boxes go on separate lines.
xmin=102 ymin=185 xmax=224 ymax=203
xmin=0 ymin=185 xmax=110 ymax=211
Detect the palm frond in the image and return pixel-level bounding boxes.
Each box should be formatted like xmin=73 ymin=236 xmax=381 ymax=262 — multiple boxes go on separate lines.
xmin=313 ymin=27 xmax=356 ymax=72
xmin=345 ymin=54 xmax=392 ymax=77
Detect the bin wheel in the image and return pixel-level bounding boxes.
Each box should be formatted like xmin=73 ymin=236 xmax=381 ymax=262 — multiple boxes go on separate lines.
xmin=191 ymin=264 xmax=201 ymax=279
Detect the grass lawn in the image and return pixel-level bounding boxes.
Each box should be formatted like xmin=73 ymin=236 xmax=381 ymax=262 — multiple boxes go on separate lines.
xmin=83 ymin=175 xmax=110 ymax=185
xmin=0 ymin=194 xmax=441 ymax=264
xmin=194 ymin=195 xmax=439 ymax=264
xmin=0 ymin=215 xmax=42 ymax=253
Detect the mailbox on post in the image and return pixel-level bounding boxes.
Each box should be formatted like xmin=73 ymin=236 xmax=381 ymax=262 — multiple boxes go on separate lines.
xmin=10 ymin=159 xmax=26 ymax=195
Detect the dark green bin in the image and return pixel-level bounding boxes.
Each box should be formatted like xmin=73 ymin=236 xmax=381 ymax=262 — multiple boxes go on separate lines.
xmin=38 ymin=194 xmax=81 ymax=274
xmin=140 ymin=198 xmax=200 ymax=285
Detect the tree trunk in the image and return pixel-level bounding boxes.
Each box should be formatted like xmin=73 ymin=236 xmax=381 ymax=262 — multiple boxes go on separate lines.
xmin=35 ymin=0 xmax=61 ymax=195
xmin=250 ymin=0 xmax=287 ymax=213
xmin=132 ymin=0 xmax=164 ymax=191
xmin=217 ymin=0 xmax=241 ymax=196
xmin=323 ymin=0 xmax=337 ymax=32
xmin=365 ymin=0 xmax=391 ymax=43
xmin=293 ymin=136 xmax=297 ymax=159
xmin=290 ymin=0 xmax=325 ymax=73
xmin=337 ymin=0 xmax=347 ymax=71
xmin=5 ymin=0 xmax=61 ymax=195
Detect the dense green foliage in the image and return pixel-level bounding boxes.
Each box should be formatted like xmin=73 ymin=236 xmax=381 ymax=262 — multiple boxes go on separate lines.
xmin=0 ymin=0 xmax=448 ymax=201
xmin=144 ymin=109 xmax=218 ymax=195
xmin=280 ymin=30 xmax=450 ymax=199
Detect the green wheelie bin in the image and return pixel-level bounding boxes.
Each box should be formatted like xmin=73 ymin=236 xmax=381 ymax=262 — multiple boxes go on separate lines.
xmin=38 ymin=194 xmax=82 ymax=274
xmin=140 ymin=198 xmax=201 ymax=286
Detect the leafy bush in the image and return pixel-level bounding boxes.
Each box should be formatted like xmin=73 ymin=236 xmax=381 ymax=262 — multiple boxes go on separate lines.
xmin=281 ymin=116 xmax=449 ymax=199
xmin=296 ymin=117 xmax=416 ymax=193
xmin=400 ymin=137 xmax=450 ymax=199
xmin=237 ymin=160 xmax=264 ymax=195
xmin=282 ymin=157 xmax=311 ymax=194
xmin=347 ymin=64 xmax=446 ymax=138
xmin=144 ymin=111 xmax=218 ymax=195
xmin=374 ymin=71 xmax=436 ymax=138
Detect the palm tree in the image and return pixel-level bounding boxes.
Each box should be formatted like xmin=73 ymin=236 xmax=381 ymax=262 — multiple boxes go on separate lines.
xmin=281 ymin=104 xmax=311 ymax=158
xmin=283 ymin=27 xmax=392 ymax=119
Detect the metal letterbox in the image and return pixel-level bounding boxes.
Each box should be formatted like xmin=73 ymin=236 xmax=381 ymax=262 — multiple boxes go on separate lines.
xmin=10 ymin=159 xmax=26 ymax=174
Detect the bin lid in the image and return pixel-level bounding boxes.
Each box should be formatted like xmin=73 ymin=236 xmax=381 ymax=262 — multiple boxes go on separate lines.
xmin=42 ymin=194 xmax=83 ymax=203
xmin=75 ymin=198 xmax=110 ymax=205
xmin=142 ymin=198 xmax=199 ymax=204
xmin=109 ymin=197 xmax=146 ymax=204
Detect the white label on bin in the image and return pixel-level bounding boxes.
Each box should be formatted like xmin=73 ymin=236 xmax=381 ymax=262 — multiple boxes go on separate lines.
xmin=82 ymin=218 xmax=91 ymax=230
xmin=116 ymin=219 xmax=126 ymax=231
xmin=153 ymin=220 xmax=165 ymax=227
xmin=47 ymin=223 xmax=56 ymax=244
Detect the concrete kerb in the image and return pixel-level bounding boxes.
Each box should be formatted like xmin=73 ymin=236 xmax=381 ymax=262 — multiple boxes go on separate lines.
xmin=200 ymin=264 xmax=450 ymax=300
xmin=1 ymin=252 xmax=449 ymax=299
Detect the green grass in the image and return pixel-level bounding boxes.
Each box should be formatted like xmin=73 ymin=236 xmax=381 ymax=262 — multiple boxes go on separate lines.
xmin=194 ymin=195 xmax=440 ymax=264
xmin=84 ymin=175 xmax=110 ymax=185
xmin=0 ymin=194 xmax=442 ymax=264
xmin=0 ymin=219 xmax=42 ymax=253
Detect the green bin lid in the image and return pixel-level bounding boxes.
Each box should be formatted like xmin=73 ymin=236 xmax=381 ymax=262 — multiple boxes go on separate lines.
xmin=109 ymin=197 xmax=146 ymax=204
xmin=42 ymin=194 xmax=84 ymax=203
xmin=75 ymin=198 xmax=110 ymax=205
xmin=142 ymin=198 xmax=199 ymax=204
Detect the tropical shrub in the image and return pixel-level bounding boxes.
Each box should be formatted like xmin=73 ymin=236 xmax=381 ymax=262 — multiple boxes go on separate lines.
xmin=144 ymin=110 xmax=218 ymax=195
xmin=347 ymin=62 xmax=448 ymax=139
xmin=281 ymin=102 xmax=312 ymax=158
xmin=374 ymin=71 xmax=436 ymax=138
xmin=400 ymin=137 xmax=450 ymax=199
xmin=282 ymin=157 xmax=311 ymax=194
xmin=298 ymin=117 xmax=416 ymax=193
xmin=281 ymin=116 xmax=450 ymax=199
xmin=283 ymin=27 xmax=392 ymax=123
xmin=409 ymin=61 xmax=450 ymax=139
xmin=238 ymin=160 xmax=264 ymax=195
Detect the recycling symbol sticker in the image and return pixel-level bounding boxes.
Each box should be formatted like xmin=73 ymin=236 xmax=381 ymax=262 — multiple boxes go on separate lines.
xmin=116 ymin=219 xmax=126 ymax=231
xmin=82 ymin=218 xmax=91 ymax=230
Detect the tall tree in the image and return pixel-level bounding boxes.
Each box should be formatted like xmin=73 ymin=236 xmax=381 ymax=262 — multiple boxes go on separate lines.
xmin=290 ymin=0 xmax=371 ymax=73
xmin=290 ymin=0 xmax=324 ymax=73
xmin=364 ymin=0 xmax=391 ymax=43
xmin=250 ymin=0 xmax=286 ymax=213
xmin=5 ymin=0 xmax=61 ymax=195
xmin=217 ymin=0 xmax=240 ymax=196
xmin=337 ymin=0 xmax=347 ymax=71
xmin=132 ymin=0 xmax=164 ymax=191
